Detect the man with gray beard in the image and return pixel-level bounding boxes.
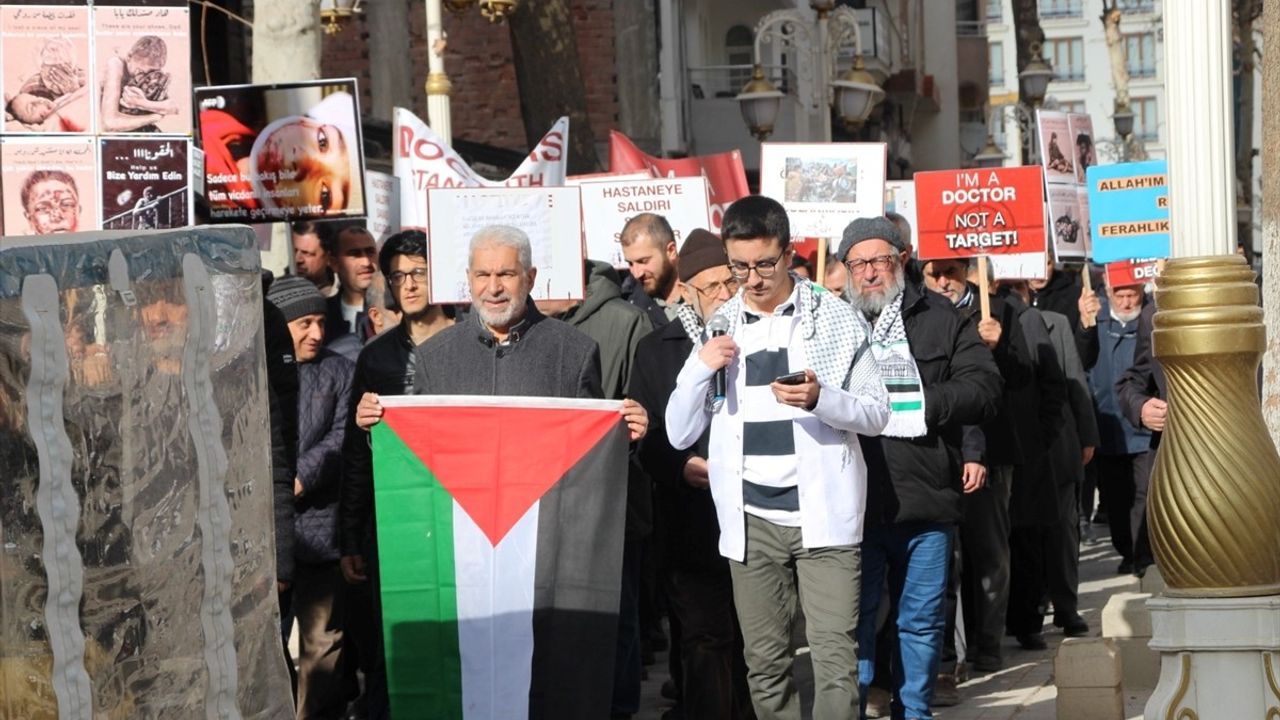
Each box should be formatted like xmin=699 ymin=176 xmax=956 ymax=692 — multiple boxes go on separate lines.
xmin=839 ymin=216 xmax=1002 ymax=719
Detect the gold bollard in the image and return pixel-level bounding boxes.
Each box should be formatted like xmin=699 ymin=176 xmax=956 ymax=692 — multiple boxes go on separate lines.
xmin=1149 ymin=255 xmax=1280 ymax=597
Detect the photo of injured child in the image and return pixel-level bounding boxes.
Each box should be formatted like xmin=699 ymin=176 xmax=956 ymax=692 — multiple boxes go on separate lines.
xmin=94 ymin=4 xmax=191 ymax=135
xmin=1 ymin=5 xmax=93 ymax=133
xmin=4 ymin=38 xmax=90 ymax=132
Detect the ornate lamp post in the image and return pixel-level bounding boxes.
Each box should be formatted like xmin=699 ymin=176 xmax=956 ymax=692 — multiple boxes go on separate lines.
xmin=320 ymin=0 xmax=364 ymax=35
xmin=735 ymin=3 xmax=884 ymax=142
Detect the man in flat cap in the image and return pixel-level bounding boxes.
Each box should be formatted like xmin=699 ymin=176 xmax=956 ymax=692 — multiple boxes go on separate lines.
xmin=839 ymin=216 xmax=1002 ymax=719
xmin=666 ymin=197 xmax=890 ymax=720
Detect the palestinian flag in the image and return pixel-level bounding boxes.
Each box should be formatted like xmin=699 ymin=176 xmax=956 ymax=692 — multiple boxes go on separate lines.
xmin=371 ymin=395 xmax=629 ymax=719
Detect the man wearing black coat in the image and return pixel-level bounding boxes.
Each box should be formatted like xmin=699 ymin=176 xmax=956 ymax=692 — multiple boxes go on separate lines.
xmin=630 ymin=230 xmax=752 ymax=719
xmin=1114 ymin=302 xmax=1165 ymax=577
xmin=1028 ymin=259 xmax=1100 ymax=370
xmin=841 ymin=218 xmax=1003 ymax=717
xmin=267 ymin=276 xmax=355 ymax=720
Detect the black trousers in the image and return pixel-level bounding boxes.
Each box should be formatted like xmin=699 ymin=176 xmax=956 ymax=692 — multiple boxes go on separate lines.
xmin=1006 ymin=523 xmax=1048 ymax=636
xmin=666 ymin=563 xmax=754 ymax=719
xmin=1130 ymin=450 xmax=1155 ymax=569
xmin=1094 ymin=453 xmax=1139 ymax=562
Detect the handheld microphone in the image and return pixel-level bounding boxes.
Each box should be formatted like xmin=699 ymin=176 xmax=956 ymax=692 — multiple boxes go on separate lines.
xmin=706 ymin=314 xmax=730 ymax=402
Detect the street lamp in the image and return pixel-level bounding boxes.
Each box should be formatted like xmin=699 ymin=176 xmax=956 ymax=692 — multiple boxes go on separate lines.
xmin=738 ymin=65 xmax=785 ymax=141
xmin=1018 ymin=43 xmax=1054 ymax=107
xmin=1112 ymin=103 xmax=1135 ymax=138
xmin=973 ymin=136 xmax=1008 ymax=168
xmin=319 ymin=0 xmax=364 ymax=35
xmin=420 ymin=0 xmax=520 ymax=147
xmin=736 ymin=4 xmax=883 ymax=141
xmin=442 ymin=0 xmax=517 ymax=22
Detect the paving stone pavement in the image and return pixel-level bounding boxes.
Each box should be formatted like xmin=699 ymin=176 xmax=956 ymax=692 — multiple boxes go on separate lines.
xmin=637 ymin=524 xmax=1155 ymax=719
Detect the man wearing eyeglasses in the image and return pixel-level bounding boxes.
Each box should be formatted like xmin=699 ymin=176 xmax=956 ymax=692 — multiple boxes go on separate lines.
xmin=340 ymin=229 xmax=455 ymax=719
xmin=840 ymin=217 xmax=1002 ymax=720
xmin=630 ymin=229 xmax=754 ymax=719
xmin=666 ymin=196 xmax=891 ymax=720
xmin=20 ymin=169 xmax=81 ymax=235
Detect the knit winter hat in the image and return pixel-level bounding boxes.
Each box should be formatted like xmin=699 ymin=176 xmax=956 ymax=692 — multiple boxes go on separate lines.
xmin=677 ymin=228 xmax=729 ymax=282
xmin=266 ymin=275 xmax=326 ymax=322
xmin=836 ymin=216 xmax=905 ymax=260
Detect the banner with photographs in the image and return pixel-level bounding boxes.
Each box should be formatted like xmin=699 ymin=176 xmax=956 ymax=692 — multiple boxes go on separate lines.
xmin=93 ymin=3 xmax=190 ymax=135
xmin=1 ymin=136 xmax=98 ymax=235
xmin=99 ymin=136 xmax=189 ymax=229
xmin=1 ymin=4 xmax=93 ymax=134
xmin=1067 ymin=113 xmax=1096 ymax=185
xmin=885 ymin=180 xmax=917 ymax=247
xmin=760 ymin=142 xmax=887 ymax=238
xmin=1075 ymin=185 xmax=1093 ymax=257
xmin=425 ymin=187 xmax=585 ymax=304
xmin=578 ymin=176 xmax=710 ymax=268
xmin=393 ymin=107 xmax=569 ymax=232
xmin=1036 ymin=110 xmax=1076 ymax=185
xmin=195 ymin=79 xmax=366 ymax=224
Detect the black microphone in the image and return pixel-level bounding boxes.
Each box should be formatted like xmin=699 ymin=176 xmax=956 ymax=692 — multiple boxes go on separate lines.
xmin=707 ymin=314 xmax=730 ymax=402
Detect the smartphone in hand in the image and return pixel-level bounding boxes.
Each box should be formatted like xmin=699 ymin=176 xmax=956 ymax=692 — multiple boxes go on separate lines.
xmin=774 ymin=371 xmax=807 ymax=386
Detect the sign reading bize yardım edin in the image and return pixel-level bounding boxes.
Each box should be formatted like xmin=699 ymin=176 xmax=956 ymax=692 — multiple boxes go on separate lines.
xmin=914 ymin=166 xmax=1047 ymax=260
xmin=1086 ymin=160 xmax=1170 ymax=263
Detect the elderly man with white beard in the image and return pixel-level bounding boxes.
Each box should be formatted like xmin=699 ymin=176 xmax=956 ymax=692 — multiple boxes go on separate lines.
xmin=839 ymin=216 xmax=1002 ymax=720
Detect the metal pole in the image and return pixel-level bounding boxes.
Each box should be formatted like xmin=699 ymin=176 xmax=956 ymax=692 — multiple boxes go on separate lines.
xmin=424 ymin=0 xmax=452 ymax=146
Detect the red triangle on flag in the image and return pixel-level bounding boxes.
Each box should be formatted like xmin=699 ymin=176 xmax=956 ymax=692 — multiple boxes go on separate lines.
xmin=383 ymin=404 xmax=621 ymax=545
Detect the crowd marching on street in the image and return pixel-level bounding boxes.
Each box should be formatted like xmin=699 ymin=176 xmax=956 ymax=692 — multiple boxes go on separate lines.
xmin=265 ymin=196 xmax=1168 ymax=720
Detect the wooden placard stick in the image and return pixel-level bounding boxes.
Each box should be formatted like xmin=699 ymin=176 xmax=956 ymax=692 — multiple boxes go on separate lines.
xmin=978 ymin=255 xmax=991 ymax=320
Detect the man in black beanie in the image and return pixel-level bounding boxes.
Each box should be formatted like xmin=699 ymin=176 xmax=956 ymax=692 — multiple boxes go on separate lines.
xmin=631 ymin=228 xmax=755 ymax=719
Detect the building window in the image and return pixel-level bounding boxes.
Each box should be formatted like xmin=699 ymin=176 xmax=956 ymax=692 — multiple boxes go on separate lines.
xmin=1047 ymin=37 xmax=1085 ymax=81
xmin=1133 ymin=96 xmax=1159 ymax=142
xmin=1117 ymin=0 xmax=1156 ymax=13
xmin=725 ymin=25 xmax=754 ymax=91
xmin=1125 ymin=33 xmax=1157 ymax=78
xmin=992 ymin=107 xmax=1009 ymax=149
xmin=986 ymin=0 xmax=1002 ymax=22
xmin=989 ymin=42 xmax=1005 ymax=86
xmin=1057 ymin=100 xmax=1085 ymax=114
xmin=1039 ymin=0 xmax=1083 ymax=19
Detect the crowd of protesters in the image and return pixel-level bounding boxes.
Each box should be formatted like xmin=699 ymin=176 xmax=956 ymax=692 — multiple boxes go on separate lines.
xmin=263 ymin=196 xmax=1165 ymax=720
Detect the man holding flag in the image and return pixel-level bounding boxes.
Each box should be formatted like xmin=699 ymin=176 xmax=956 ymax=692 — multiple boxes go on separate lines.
xmin=666 ymin=196 xmax=890 ymax=720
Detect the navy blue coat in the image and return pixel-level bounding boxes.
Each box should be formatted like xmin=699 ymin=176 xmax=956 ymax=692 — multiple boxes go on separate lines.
xmin=1089 ymin=300 xmax=1152 ymax=456
xmin=295 ymin=348 xmax=354 ymax=564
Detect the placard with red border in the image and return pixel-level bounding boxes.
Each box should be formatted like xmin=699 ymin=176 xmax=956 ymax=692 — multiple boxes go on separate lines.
xmin=914 ymin=166 xmax=1047 ymax=260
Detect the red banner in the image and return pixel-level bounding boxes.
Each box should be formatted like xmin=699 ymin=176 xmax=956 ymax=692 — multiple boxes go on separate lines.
xmin=913 ymin=166 xmax=1047 ymax=260
xmin=1105 ymin=258 xmax=1159 ymax=287
xmin=608 ymin=131 xmax=749 ymax=232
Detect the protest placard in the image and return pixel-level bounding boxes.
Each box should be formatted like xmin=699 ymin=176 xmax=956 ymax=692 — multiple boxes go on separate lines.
xmin=1076 ymin=185 xmax=1093 ymax=257
xmin=1106 ymin=258 xmax=1159 ymax=287
xmin=577 ymin=176 xmax=710 ymax=267
xmin=1047 ymin=183 xmax=1086 ymax=259
xmin=364 ymin=169 xmax=400 ymax=244
xmin=1067 ymin=113 xmax=1096 ymax=184
xmin=566 ymin=171 xmax=650 ymax=185
xmin=609 ymin=130 xmax=749 ymax=232
xmin=426 ymin=186 xmax=584 ymax=304
xmin=989 ymin=252 xmax=1049 ymax=281
xmin=1037 ymin=110 xmax=1076 ymax=185
xmin=759 ymin=142 xmax=887 ymax=238
xmin=1 ymin=4 xmax=93 ymax=134
xmin=394 ymin=108 xmax=568 ymax=232
xmin=93 ymin=3 xmax=190 ymax=135
xmin=2 ymin=136 xmax=98 ymax=235
xmin=99 ymin=136 xmax=189 ymax=229
xmin=1086 ymin=159 xmax=1169 ymax=263
xmin=885 ymin=179 xmax=917 ymax=245
xmin=913 ymin=166 xmax=1047 ymax=261
xmin=195 ymin=79 xmax=366 ymax=224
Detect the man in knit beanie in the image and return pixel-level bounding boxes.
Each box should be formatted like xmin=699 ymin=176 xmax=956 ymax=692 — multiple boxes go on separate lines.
xmin=266 ymin=274 xmax=356 ymax=719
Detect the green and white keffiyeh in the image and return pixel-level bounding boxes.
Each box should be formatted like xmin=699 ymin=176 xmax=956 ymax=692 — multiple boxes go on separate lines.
xmin=868 ymin=292 xmax=928 ymax=438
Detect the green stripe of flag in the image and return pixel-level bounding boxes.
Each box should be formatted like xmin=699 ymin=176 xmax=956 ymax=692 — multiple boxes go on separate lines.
xmin=372 ymin=423 xmax=464 ymax=719
xmin=890 ymin=400 xmax=924 ymax=412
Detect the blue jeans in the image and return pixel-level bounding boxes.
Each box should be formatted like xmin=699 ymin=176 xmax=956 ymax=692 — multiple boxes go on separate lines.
xmin=857 ymin=522 xmax=954 ymax=720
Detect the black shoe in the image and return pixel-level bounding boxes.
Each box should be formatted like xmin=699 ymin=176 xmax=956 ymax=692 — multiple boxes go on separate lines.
xmin=972 ymin=654 xmax=1003 ymax=673
xmin=1118 ymin=560 xmax=1134 ymax=574
xmin=1016 ymin=632 xmax=1047 ymax=650
xmin=1134 ymin=563 xmax=1149 ymax=578
xmin=1054 ymin=612 xmax=1089 ymax=637
xmin=660 ymin=678 xmax=678 ymax=702
xmin=1092 ymin=510 xmax=1109 ymax=524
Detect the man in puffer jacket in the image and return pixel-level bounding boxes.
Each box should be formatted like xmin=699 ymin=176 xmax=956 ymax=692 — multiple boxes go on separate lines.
xmin=267 ymin=275 xmax=355 ymax=720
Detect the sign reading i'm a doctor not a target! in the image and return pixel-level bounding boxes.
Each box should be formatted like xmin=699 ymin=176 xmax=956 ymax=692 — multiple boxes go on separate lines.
xmin=913 ymin=166 xmax=1047 ymax=261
